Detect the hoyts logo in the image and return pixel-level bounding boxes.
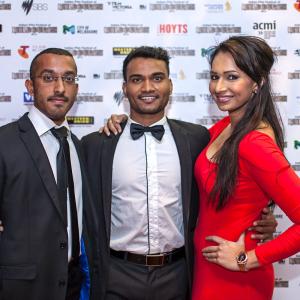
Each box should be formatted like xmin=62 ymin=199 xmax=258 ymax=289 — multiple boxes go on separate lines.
xmin=159 ymin=24 xmax=187 ymax=34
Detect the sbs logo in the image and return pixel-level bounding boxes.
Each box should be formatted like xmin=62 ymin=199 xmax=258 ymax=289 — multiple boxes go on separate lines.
xmin=33 ymin=3 xmax=48 ymax=11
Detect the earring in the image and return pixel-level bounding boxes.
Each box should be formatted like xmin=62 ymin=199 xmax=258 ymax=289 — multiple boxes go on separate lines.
xmin=252 ymin=90 xmax=257 ymax=95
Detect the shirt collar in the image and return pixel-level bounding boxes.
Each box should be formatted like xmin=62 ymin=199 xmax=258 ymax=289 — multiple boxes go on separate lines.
xmin=28 ymin=105 xmax=70 ymax=137
xmin=128 ymin=116 xmax=167 ymax=127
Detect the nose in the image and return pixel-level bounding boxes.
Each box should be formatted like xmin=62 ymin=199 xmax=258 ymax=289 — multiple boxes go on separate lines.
xmin=53 ymin=77 xmax=65 ymax=94
xmin=141 ymin=79 xmax=154 ymax=92
xmin=214 ymin=78 xmax=227 ymax=93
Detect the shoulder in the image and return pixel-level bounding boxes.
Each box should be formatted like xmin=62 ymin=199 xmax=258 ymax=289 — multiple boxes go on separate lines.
xmin=0 ymin=117 xmax=24 ymax=141
xmin=239 ymin=131 xmax=288 ymax=171
xmin=208 ymin=116 xmax=230 ymax=137
xmin=168 ymin=118 xmax=209 ymax=136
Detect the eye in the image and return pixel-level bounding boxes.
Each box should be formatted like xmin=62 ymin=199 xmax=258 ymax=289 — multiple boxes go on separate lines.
xmin=63 ymin=75 xmax=76 ymax=84
xmin=210 ymin=74 xmax=219 ymax=80
xmin=153 ymin=75 xmax=164 ymax=82
xmin=228 ymin=74 xmax=238 ymax=80
xmin=42 ymin=74 xmax=54 ymax=82
xmin=130 ymin=77 xmax=142 ymax=83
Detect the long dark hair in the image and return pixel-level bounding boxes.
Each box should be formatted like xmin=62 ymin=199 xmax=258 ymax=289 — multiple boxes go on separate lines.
xmin=209 ymin=35 xmax=284 ymax=210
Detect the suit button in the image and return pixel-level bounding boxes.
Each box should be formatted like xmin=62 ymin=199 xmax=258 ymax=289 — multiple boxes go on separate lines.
xmin=58 ymin=279 xmax=66 ymax=287
xmin=60 ymin=242 xmax=67 ymax=249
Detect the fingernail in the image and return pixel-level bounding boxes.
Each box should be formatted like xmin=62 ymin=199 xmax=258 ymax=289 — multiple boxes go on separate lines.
xmin=253 ymin=221 xmax=257 ymax=226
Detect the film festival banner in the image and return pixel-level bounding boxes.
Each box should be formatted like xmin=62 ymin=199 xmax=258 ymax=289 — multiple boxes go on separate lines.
xmin=0 ymin=0 xmax=300 ymax=298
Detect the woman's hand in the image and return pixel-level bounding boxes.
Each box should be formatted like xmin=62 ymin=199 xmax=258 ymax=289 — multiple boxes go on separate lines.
xmin=202 ymin=233 xmax=246 ymax=271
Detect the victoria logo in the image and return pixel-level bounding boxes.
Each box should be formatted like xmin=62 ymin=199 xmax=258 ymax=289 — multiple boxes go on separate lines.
xmin=18 ymin=45 xmax=30 ymax=58
xmin=0 ymin=24 xmax=2 ymax=33
xmin=22 ymin=0 xmax=33 ymax=15
xmin=23 ymin=92 xmax=33 ymax=103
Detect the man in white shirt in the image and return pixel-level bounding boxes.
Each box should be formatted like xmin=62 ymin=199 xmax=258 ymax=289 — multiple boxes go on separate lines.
xmin=0 ymin=48 xmax=100 ymax=300
xmin=82 ymin=46 xmax=276 ymax=300
xmin=82 ymin=46 xmax=210 ymax=299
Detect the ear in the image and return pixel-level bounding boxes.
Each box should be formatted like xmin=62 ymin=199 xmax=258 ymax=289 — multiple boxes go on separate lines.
xmin=252 ymin=82 xmax=259 ymax=94
xmin=169 ymin=79 xmax=173 ymax=95
xmin=25 ymin=79 xmax=34 ymax=96
xmin=122 ymin=81 xmax=127 ymax=98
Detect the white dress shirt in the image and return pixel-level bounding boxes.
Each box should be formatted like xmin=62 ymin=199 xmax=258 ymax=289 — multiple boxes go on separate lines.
xmin=28 ymin=106 xmax=83 ymax=261
xmin=110 ymin=116 xmax=184 ymax=254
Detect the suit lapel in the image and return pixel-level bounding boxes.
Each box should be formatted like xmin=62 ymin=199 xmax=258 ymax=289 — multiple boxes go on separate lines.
xmin=168 ymin=119 xmax=193 ymax=233
xmin=18 ymin=114 xmax=66 ymax=226
xmin=101 ymin=123 xmax=126 ymax=240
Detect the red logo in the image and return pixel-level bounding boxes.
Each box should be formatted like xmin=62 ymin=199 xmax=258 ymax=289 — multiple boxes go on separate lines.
xmin=18 ymin=45 xmax=29 ymax=58
xmin=159 ymin=24 xmax=188 ymax=34
xmin=295 ymin=0 xmax=300 ymax=11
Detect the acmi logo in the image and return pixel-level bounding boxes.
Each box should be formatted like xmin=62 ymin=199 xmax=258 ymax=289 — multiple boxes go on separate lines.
xmin=18 ymin=45 xmax=30 ymax=59
xmin=253 ymin=21 xmax=276 ymax=30
xmin=294 ymin=140 xmax=300 ymax=149
xmin=63 ymin=25 xmax=75 ymax=34
xmin=22 ymin=0 xmax=33 ymax=15
xmin=159 ymin=24 xmax=187 ymax=34
xmin=23 ymin=92 xmax=33 ymax=104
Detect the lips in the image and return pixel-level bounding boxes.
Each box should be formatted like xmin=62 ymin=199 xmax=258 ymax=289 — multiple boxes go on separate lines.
xmin=48 ymin=96 xmax=68 ymax=104
xmin=138 ymin=95 xmax=158 ymax=103
xmin=215 ymin=95 xmax=232 ymax=103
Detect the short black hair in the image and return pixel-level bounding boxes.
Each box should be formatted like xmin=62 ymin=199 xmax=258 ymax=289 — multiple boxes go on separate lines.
xmin=122 ymin=46 xmax=170 ymax=81
xmin=29 ymin=48 xmax=76 ymax=79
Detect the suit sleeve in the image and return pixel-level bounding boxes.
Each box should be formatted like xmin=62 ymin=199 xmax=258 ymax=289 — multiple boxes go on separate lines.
xmin=239 ymin=133 xmax=300 ymax=265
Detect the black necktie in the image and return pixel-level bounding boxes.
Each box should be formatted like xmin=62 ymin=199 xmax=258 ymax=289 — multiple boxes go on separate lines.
xmin=51 ymin=127 xmax=80 ymax=260
xmin=130 ymin=123 xmax=165 ymax=141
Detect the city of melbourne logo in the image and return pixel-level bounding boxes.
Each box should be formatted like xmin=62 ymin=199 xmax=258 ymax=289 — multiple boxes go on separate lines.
xmin=63 ymin=25 xmax=75 ymax=34
xmin=294 ymin=140 xmax=300 ymax=149
xmin=63 ymin=25 xmax=97 ymax=34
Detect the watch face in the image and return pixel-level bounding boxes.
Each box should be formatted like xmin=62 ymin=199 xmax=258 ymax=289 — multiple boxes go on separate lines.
xmin=238 ymin=253 xmax=247 ymax=262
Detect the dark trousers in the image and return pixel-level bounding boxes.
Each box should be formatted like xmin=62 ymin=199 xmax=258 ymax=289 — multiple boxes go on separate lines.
xmin=66 ymin=259 xmax=83 ymax=300
xmin=106 ymin=255 xmax=188 ymax=300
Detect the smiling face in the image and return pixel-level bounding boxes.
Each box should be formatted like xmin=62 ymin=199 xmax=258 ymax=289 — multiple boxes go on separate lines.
xmin=209 ymin=51 xmax=258 ymax=120
xmin=25 ymin=53 xmax=78 ymax=125
xmin=122 ymin=57 xmax=173 ymax=126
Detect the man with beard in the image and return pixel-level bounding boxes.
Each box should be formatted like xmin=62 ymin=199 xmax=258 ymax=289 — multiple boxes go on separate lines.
xmin=0 ymin=48 xmax=100 ymax=300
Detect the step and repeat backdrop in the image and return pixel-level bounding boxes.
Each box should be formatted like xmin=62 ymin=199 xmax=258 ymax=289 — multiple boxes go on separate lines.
xmin=1 ymin=0 xmax=300 ymax=298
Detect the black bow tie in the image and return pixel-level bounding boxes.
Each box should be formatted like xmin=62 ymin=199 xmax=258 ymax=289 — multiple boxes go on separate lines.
xmin=130 ymin=123 xmax=165 ymax=141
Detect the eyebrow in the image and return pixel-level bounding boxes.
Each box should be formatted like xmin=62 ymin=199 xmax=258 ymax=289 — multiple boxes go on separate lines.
xmin=39 ymin=69 xmax=76 ymax=75
xmin=210 ymin=70 xmax=239 ymax=74
xmin=129 ymin=72 xmax=166 ymax=78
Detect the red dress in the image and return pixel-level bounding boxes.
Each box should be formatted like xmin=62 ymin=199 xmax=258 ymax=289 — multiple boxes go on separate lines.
xmin=192 ymin=117 xmax=300 ymax=300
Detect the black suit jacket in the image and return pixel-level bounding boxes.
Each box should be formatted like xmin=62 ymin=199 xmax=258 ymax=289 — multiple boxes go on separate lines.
xmin=0 ymin=113 xmax=101 ymax=300
xmin=81 ymin=118 xmax=210 ymax=297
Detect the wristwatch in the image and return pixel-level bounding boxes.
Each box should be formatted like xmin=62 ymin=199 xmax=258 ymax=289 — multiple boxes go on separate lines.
xmin=236 ymin=251 xmax=248 ymax=271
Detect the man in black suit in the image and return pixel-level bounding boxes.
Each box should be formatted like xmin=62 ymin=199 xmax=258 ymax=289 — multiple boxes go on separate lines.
xmin=82 ymin=46 xmax=210 ymax=299
xmin=82 ymin=46 xmax=276 ymax=300
xmin=0 ymin=48 xmax=100 ymax=300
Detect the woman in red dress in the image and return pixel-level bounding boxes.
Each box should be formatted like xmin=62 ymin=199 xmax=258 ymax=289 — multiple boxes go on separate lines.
xmin=192 ymin=35 xmax=300 ymax=299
